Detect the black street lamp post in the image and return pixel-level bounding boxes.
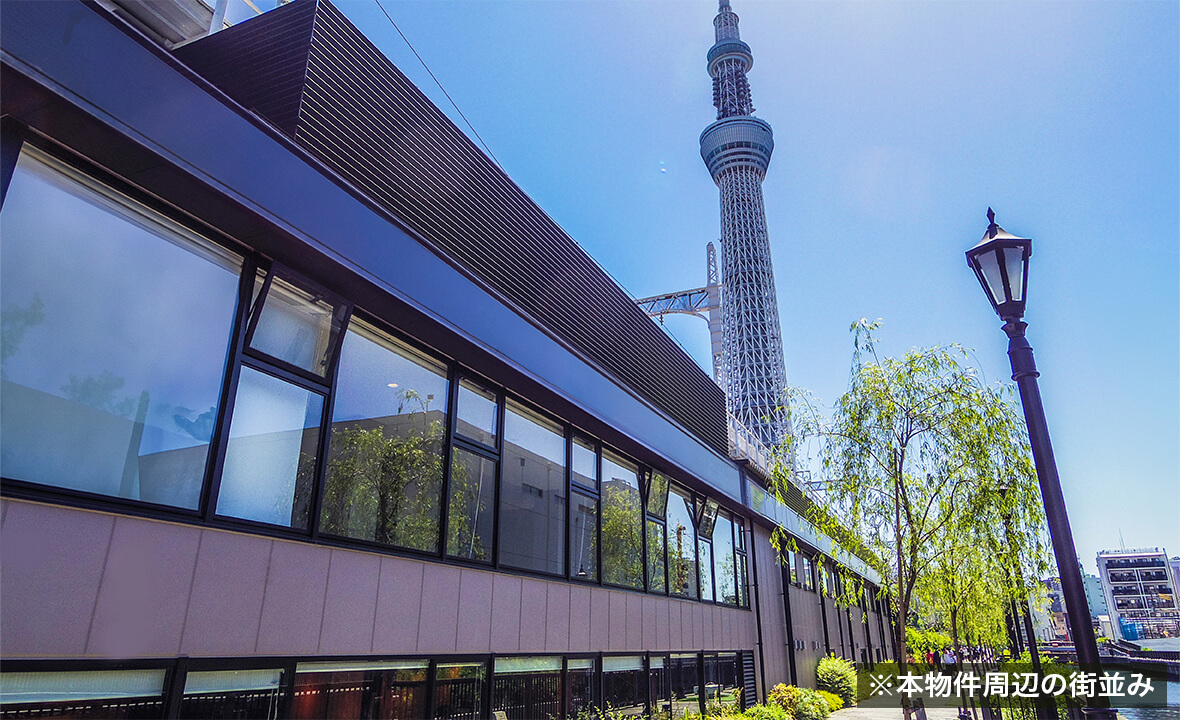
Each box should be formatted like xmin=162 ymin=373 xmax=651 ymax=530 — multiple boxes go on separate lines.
xmin=966 ymin=209 xmax=1114 ymax=720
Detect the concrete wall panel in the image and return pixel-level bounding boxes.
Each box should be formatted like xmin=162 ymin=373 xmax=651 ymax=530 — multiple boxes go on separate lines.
xmin=546 ymin=583 xmax=570 ymax=652
xmin=182 ymin=529 xmax=272 ymax=656
xmin=374 ymin=556 xmax=423 ymax=653
xmin=416 ymin=564 xmax=461 ymax=654
xmin=568 ymin=585 xmax=591 ymax=651
xmin=319 ymin=549 xmax=381 ymax=655
xmin=490 ymin=574 xmax=523 ymax=653
xmin=608 ymin=591 xmax=626 ymax=650
xmin=0 ymin=502 xmax=114 ymax=657
xmin=456 ymin=568 xmax=494 ymax=653
xmin=256 ymin=540 xmax=331 ymax=656
xmin=518 ymin=578 xmax=548 ymax=652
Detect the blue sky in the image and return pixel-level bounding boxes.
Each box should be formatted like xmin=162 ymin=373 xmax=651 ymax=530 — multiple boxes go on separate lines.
xmin=313 ymin=0 xmax=1178 ymax=573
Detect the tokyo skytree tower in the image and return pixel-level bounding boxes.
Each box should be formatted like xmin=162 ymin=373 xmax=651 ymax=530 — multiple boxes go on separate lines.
xmin=699 ymin=0 xmax=787 ymax=447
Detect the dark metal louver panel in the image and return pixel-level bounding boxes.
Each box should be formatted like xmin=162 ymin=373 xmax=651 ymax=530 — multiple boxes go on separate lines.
xmin=174 ymin=0 xmax=729 ymax=455
xmin=741 ymin=650 xmax=757 ymax=709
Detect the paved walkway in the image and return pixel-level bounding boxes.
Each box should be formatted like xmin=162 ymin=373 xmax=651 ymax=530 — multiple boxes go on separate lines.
xmin=831 ymin=706 xmax=968 ymax=720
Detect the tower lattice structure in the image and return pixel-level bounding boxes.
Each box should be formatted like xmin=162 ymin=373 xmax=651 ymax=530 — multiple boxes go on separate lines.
xmin=699 ymin=0 xmax=787 ymax=447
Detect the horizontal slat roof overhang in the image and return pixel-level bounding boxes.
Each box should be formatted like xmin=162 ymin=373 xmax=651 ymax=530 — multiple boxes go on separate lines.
xmin=0 ymin=0 xmax=743 ymax=504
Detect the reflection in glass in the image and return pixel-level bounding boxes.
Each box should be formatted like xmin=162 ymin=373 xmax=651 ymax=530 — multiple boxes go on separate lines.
xmin=699 ymin=499 xmax=719 ymax=539
xmin=601 ymin=451 xmax=643 ymax=589
xmin=456 ymin=379 xmax=497 ymax=446
xmin=0 ymin=670 xmax=166 ymax=719
xmin=566 ymin=659 xmax=596 ymax=717
xmin=446 ymin=447 xmax=496 ymax=561
xmin=571 ymin=491 xmax=598 ymax=581
xmin=249 ymin=275 xmax=344 ymax=377
xmin=802 ymin=555 xmax=815 ymax=592
xmin=180 ymin=669 xmax=286 ymax=719
xmin=648 ymin=656 xmax=670 ymax=717
xmin=646 ymin=472 xmax=669 ymax=518
xmin=216 ymin=367 xmax=323 ymax=528
xmin=667 ymin=486 xmax=698 ymax=599
xmin=492 ymin=657 xmax=561 ymax=720
xmin=602 ymin=656 xmax=645 ymax=716
xmin=320 ymin=325 xmax=447 ymax=552
xmin=434 ymin=662 xmax=485 ymax=720
xmin=714 ymin=511 xmax=738 ymax=604
xmin=500 ymin=403 xmax=566 ymax=574
xmin=572 ymin=436 xmax=597 ymax=490
xmin=699 ymin=540 xmax=715 ymax=602
xmin=737 ymin=553 xmax=749 ymax=607
xmin=0 ymin=151 xmax=239 ymax=509
xmin=669 ymin=654 xmax=700 ymax=718
xmin=647 ymin=519 xmax=666 ymax=593
xmin=291 ymin=661 xmax=428 ymax=720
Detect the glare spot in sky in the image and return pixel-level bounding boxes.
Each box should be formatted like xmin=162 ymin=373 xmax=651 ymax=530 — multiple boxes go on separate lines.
xmin=659 ymin=161 xmax=667 ymax=174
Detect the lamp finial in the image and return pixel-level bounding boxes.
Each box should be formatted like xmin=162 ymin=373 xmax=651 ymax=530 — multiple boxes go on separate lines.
xmin=987 ymin=207 xmax=998 ymax=238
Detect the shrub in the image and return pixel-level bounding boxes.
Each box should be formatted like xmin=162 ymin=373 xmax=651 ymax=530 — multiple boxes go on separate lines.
xmin=816 ymin=690 xmax=844 ymax=712
xmin=816 ymin=654 xmax=856 ymax=707
xmin=742 ymin=702 xmax=791 ymax=720
xmin=768 ymin=684 xmax=831 ymax=720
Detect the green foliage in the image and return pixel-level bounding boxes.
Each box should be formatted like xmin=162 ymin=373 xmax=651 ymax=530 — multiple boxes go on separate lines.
xmin=319 ymin=407 xmax=446 ymax=553
xmin=600 ymin=483 xmax=644 ymax=588
xmin=768 ymin=684 xmax=831 ymax=720
xmin=816 ymin=691 xmax=844 ymax=712
xmin=775 ymin=320 xmax=1049 ymax=670
xmin=815 ymin=654 xmax=856 ymax=706
xmin=905 ymin=627 xmax=952 ymax=659
xmin=740 ymin=704 xmax=791 ymax=720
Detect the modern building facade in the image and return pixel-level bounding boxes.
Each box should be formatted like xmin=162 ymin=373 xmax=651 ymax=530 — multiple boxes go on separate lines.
xmin=1096 ymin=548 xmax=1180 ymax=641
xmin=0 ymin=0 xmax=891 ymax=718
xmin=699 ymin=0 xmax=789 ymax=448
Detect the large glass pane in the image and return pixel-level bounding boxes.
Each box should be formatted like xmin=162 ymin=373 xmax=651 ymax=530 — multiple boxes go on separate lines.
xmin=320 ymin=324 xmax=448 ymax=552
xmin=788 ymin=549 xmax=799 ymax=586
xmin=699 ymin=540 xmax=715 ymax=602
xmin=714 ymin=511 xmax=738 ymax=605
xmin=500 ymin=402 xmax=566 ymax=574
xmin=802 ymin=555 xmax=815 ymax=592
xmin=434 ymin=662 xmax=485 ymax=720
xmin=492 ymin=656 xmax=561 ymax=720
xmin=565 ymin=659 xmax=596 ymax=717
xmin=669 ymin=654 xmax=700 ymax=718
xmin=216 ymin=367 xmax=323 ymax=528
xmin=291 ymin=661 xmax=428 ymax=720
xmin=571 ymin=436 xmax=597 ymax=490
xmin=249 ymin=274 xmax=344 ymax=377
xmin=456 ymin=378 xmax=497 ymax=446
xmin=716 ymin=653 xmax=741 ymax=707
xmin=446 ymin=447 xmax=496 ymax=561
xmin=698 ymin=499 xmax=719 ymax=539
xmin=646 ymin=472 xmax=669 ymax=518
xmin=649 ymin=656 xmax=670 ymax=717
xmin=667 ymin=485 xmax=698 ymax=599
xmin=601 ymin=450 xmax=643 ymax=589
xmin=0 ymin=151 xmax=240 ymax=509
xmin=0 ymin=670 xmax=166 ymax=719
xmin=602 ymin=656 xmax=645 ymax=716
xmin=180 ymin=668 xmax=287 ymax=719
xmin=571 ymin=490 xmax=599 ymax=581
xmin=647 ymin=519 xmax=666 ymax=593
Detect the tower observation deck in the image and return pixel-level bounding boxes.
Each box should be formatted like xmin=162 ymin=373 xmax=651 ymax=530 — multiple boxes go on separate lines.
xmin=700 ymin=0 xmax=787 ymax=448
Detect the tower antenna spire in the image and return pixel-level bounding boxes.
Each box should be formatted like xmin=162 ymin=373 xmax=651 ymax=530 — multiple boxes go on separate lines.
xmin=699 ymin=0 xmax=788 ymax=447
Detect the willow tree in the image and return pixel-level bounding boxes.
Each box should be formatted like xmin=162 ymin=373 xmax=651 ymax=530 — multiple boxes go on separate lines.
xmin=776 ymin=320 xmax=1041 ymax=686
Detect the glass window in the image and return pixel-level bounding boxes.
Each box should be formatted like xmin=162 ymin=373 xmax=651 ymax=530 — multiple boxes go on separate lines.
xmin=735 ymin=517 xmax=746 ymax=551
xmin=646 ymin=472 xmax=669 ymax=518
xmin=492 ymin=657 xmax=561 ymax=720
xmin=216 ymin=366 xmax=323 ymax=528
xmin=446 ymin=447 xmax=496 ymax=561
xmin=180 ymin=668 xmax=287 ymax=719
xmin=667 ymin=485 xmax=698 ymax=599
xmin=647 ymin=519 xmax=667 ymax=594
xmin=566 ymin=659 xmax=596 ymax=717
xmin=455 ymin=378 xmax=497 ymax=447
xmin=669 ymin=653 xmax=700 ymax=718
xmin=291 ymin=660 xmax=427 ymax=720
xmin=714 ymin=511 xmax=738 ymax=604
xmin=698 ymin=539 xmax=715 ymax=602
xmin=736 ymin=553 xmax=749 ymax=607
xmin=802 ymin=555 xmax=815 ymax=592
xmin=434 ymin=662 xmax=485 ymax=720
xmin=602 ymin=656 xmax=645 ymax=716
xmin=500 ymin=402 xmax=566 ymax=574
xmin=0 ymin=669 xmax=167 ymax=718
xmin=571 ymin=490 xmax=598 ymax=581
xmin=601 ymin=450 xmax=643 ymax=589
xmin=648 ymin=656 xmax=670 ymax=717
xmin=787 ymin=549 xmax=799 ymax=586
xmin=319 ymin=324 xmax=448 ymax=552
xmin=248 ymin=273 xmax=345 ymax=377
xmin=705 ymin=653 xmax=740 ymax=707
xmin=0 ymin=150 xmax=240 ymax=509
xmin=571 ymin=436 xmax=597 ymax=490
xmin=698 ymin=499 xmax=719 ymax=539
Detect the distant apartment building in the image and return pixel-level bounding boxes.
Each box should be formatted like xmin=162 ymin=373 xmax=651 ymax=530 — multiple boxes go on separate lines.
xmin=1083 ymin=572 xmax=1109 ymax=638
xmin=1031 ymin=577 xmax=1071 ymax=643
xmin=1097 ymin=547 xmax=1180 ymax=640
